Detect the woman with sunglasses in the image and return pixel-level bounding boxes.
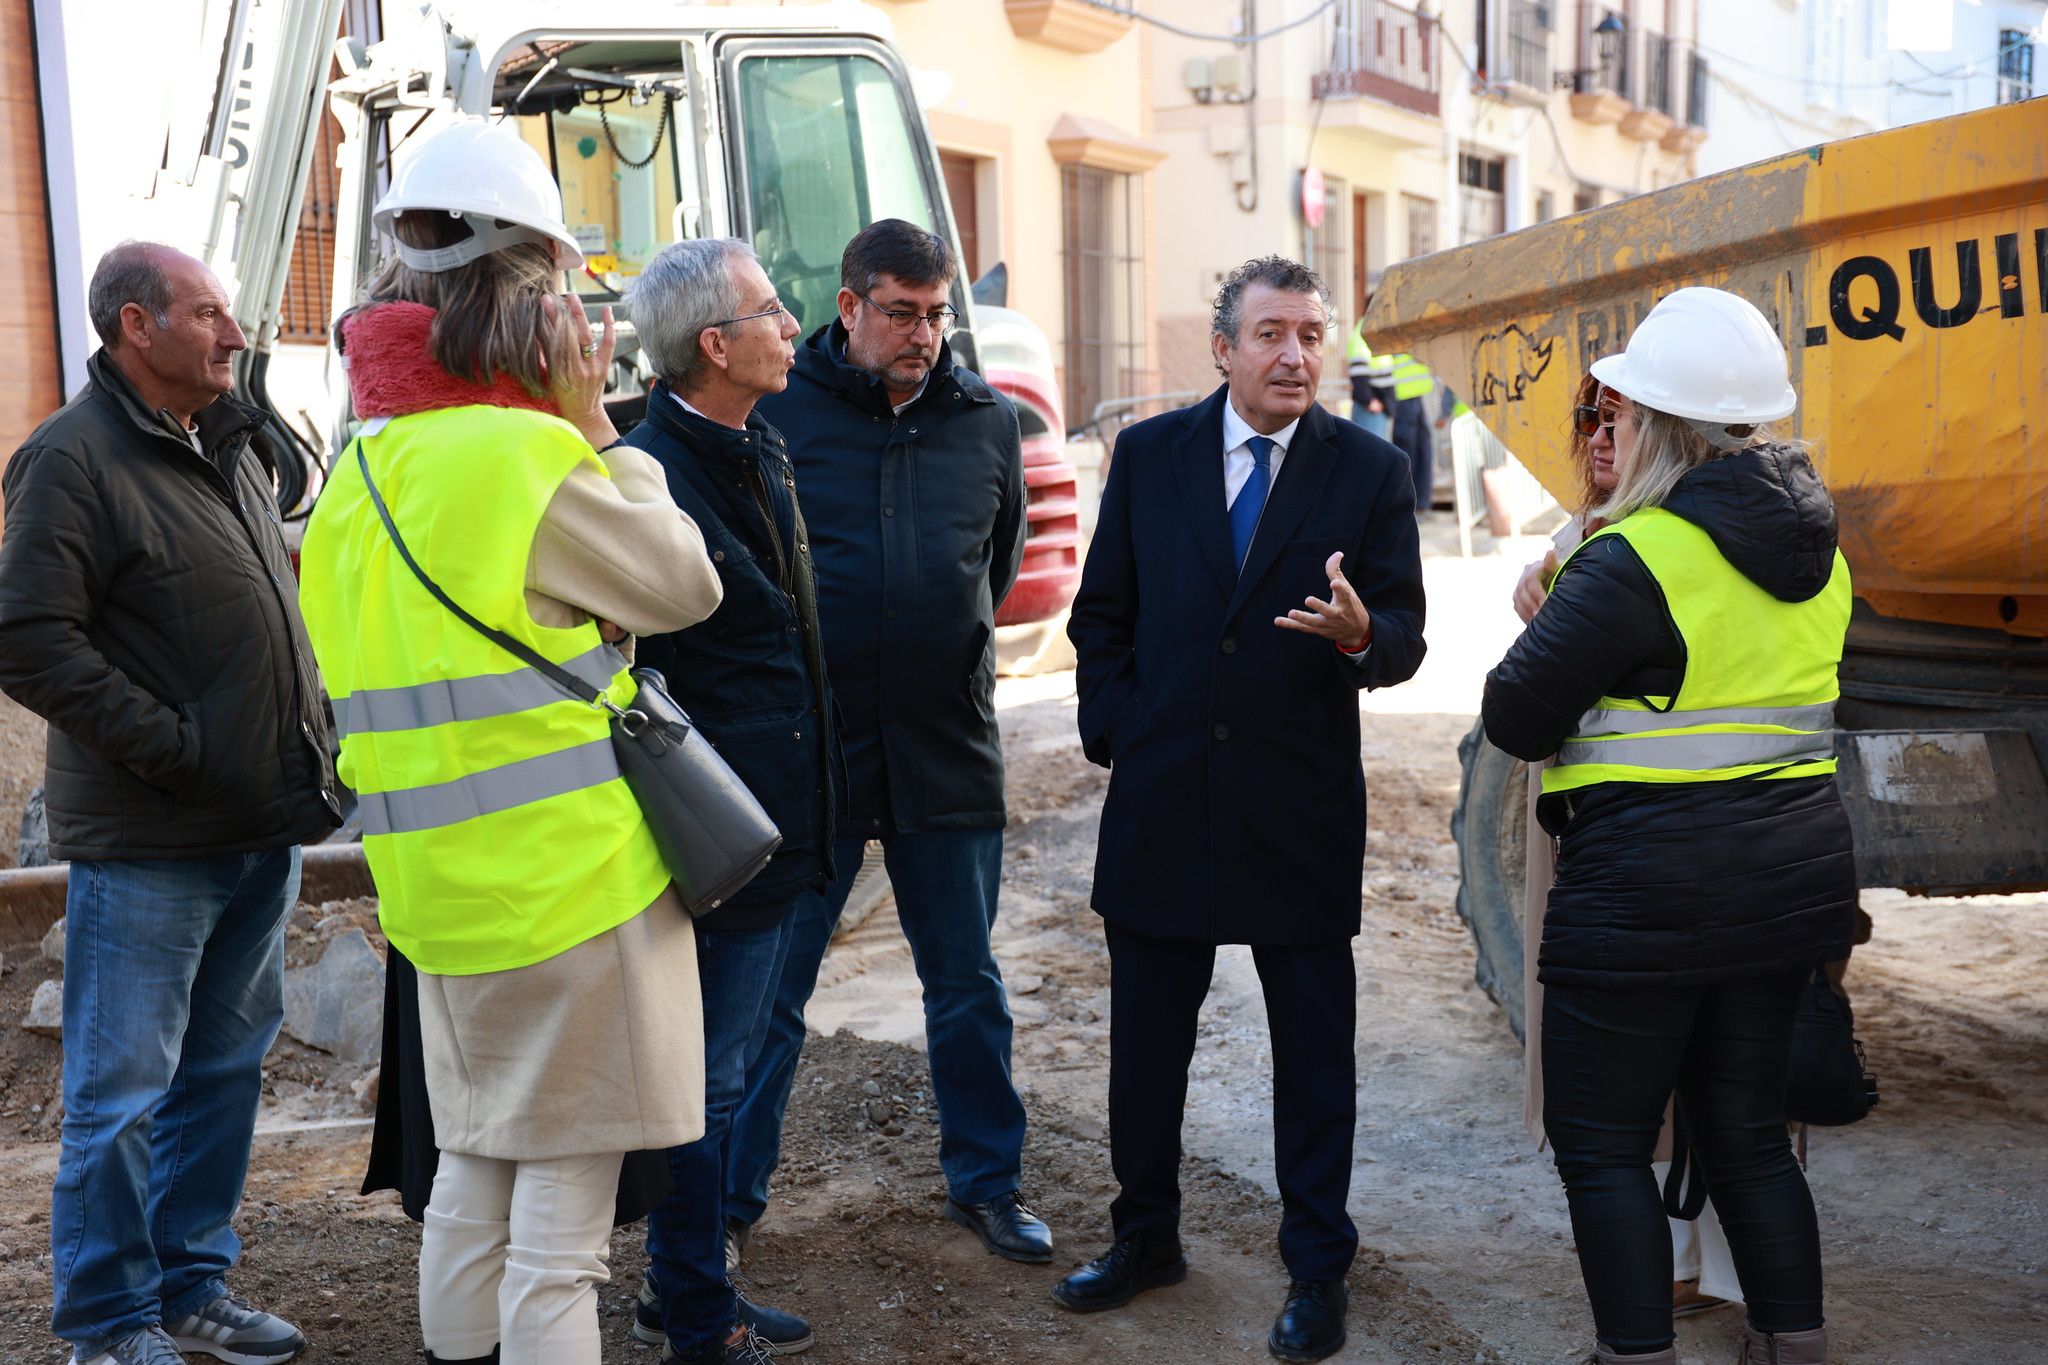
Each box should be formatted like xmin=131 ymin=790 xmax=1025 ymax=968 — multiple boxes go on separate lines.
xmin=1513 ymin=373 xmax=1746 ymax=1329
xmin=1482 ymin=288 xmax=1853 ymax=1365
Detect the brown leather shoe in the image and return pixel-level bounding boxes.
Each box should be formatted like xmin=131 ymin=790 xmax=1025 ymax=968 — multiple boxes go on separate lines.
xmin=1580 ymin=1347 xmax=1676 ymax=1364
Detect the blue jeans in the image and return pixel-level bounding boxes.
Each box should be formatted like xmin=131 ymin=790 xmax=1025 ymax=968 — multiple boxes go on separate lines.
xmin=728 ymin=829 xmax=1023 ymax=1225
xmin=49 ymin=848 xmax=301 ymax=1356
xmin=646 ymin=911 xmax=795 ymax=1351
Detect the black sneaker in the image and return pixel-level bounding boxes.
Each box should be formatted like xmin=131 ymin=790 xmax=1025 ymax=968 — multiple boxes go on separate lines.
xmin=634 ymin=1279 xmax=812 ymax=1356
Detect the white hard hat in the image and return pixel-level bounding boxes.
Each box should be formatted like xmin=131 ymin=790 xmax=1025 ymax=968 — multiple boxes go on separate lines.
xmin=372 ymin=119 xmax=583 ymax=273
xmin=1589 ymin=287 xmax=1796 ymax=431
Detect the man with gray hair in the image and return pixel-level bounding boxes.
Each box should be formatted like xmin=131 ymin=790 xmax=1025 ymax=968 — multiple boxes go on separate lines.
xmin=1059 ymin=255 xmax=1425 ymax=1362
xmin=0 ymin=242 xmax=337 ymax=1365
xmin=620 ymin=237 xmax=828 ymax=1364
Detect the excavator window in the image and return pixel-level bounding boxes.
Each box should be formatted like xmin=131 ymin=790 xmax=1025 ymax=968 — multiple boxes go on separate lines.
xmin=730 ymin=49 xmax=945 ymax=338
xmin=493 ymin=42 xmax=701 ymax=303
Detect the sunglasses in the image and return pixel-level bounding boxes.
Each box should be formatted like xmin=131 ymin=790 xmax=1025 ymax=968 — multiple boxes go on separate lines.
xmin=1572 ymin=402 xmax=1621 ymax=437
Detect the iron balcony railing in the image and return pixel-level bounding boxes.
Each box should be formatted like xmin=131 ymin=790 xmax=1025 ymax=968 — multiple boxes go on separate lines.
xmin=1314 ymin=0 xmax=1440 ymax=116
xmin=1643 ymin=34 xmax=1674 ymax=115
xmin=1686 ymin=52 xmax=1710 ymax=126
xmin=1502 ymin=0 xmax=1552 ymax=89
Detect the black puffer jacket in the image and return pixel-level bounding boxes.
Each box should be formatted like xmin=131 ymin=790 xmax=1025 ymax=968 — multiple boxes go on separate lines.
xmin=629 ymin=386 xmax=839 ymax=925
xmin=755 ymin=323 xmax=1024 ymax=836
xmin=0 ymin=350 xmax=341 ymax=860
xmin=1482 ymin=445 xmax=1856 ymax=988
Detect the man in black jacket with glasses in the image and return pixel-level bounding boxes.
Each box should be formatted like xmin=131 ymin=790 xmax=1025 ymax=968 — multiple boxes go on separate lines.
xmin=732 ymin=218 xmax=1046 ymax=1266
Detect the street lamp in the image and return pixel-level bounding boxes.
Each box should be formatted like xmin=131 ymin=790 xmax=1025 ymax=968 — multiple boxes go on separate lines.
xmin=1553 ymin=12 xmax=1626 ymax=91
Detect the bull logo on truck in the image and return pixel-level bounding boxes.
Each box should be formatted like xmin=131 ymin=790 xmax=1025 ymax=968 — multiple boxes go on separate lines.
xmin=1469 ymin=322 xmax=1556 ymax=406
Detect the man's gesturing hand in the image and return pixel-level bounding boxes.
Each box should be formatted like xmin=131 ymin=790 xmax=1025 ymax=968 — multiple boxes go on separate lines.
xmin=1275 ymin=551 xmax=1372 ymax=651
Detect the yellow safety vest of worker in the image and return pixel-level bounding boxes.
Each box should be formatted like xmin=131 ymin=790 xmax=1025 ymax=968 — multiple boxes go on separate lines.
xmin=1541 ymin=506 xmax=1851 ymax=794
xmin=298 ymin=406 xmax=671 ymax=975
xmin=1345 ymin=320 xmax=1389 ymax=383
xmin=1386 ymin=352 xmax=1434 ymax=402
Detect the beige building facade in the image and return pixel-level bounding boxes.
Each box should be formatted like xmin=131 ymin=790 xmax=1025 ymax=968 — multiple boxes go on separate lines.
xmin=847 ymin=1 xmax=1169 ymax=433
xmin=1145 ymin=0 xmax=1711 ymax=397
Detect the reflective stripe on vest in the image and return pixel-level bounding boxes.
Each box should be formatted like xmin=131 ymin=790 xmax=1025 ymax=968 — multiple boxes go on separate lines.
xmin=297 ymin=405 xmax=672 ymax=975
xmin=331 ymin=643 xmax=626 ymax=739
xmin=1541 ymin=505 xmax=1851 ymax=795
xmin=1556 ymin=730 xmax=1835 ymax=771
xmin=356 ymin=737 xmax=620 ymax=836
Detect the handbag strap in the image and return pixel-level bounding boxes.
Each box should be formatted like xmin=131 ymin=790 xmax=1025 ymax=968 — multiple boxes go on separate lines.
xmin=351 ymin=437 xmax=613 ymax=712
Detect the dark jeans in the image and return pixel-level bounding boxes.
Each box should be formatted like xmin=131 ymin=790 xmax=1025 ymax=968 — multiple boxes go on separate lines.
xmin=1543 ymin=968 xmax=1824 ymax=1354
xmin=1104 ymin=922 xmax=1359 ymax=1282
xmin=646 ymin=911 xmax=797 ymax=1351
xmin=728 ymin=829 xmax=1024 ymax=1223
xmin=1391 ymin=395 xmax=1434 ymax=507
xmin=50 ymin=849 xmax=300 ymax=1356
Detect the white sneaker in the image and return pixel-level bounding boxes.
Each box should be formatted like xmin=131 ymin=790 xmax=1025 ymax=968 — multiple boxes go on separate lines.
xmin=164 ymin=1293 xmax=307 ymax=1363
xmin=69 ymin=1326 xmax=186 ymax=1365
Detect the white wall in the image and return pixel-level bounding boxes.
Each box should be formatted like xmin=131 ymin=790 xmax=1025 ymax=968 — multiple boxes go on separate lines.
xmin=1696 ymin=0 xmax=1891 ymax=174
xmin=35 ymin=0 xmax=231 ymax=394
xmin=1887 ymin=0 xmax=2046 ymax=127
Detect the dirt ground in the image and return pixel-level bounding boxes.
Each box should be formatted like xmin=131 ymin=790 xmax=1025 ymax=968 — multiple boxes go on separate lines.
xmin=0 ymin=525 xmax=2044 ymax=1362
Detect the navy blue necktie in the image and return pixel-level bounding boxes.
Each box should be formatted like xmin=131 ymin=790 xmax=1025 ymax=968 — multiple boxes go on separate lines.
xmin=1229 ymin=435 xmax=1275 ymax=569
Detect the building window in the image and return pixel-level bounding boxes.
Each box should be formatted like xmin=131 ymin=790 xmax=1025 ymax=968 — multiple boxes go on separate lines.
xmin=1061 ymin=164 xmax=1146 ymax=432
xmin=1573 ymin=182 xmax=1601 ymax=214
xmin=1403 ymin=193 xmax=1438 ymax=258
xmin=1458 ymin=150 xmax=1507 ymax=243
xmin=1303 ymin=173 xmax=1347 ymax=323
xmin=1499 ymin=0 xmax=1554 ymax=89
xmin=1535 ymin=188 xmax=1556 ymax=223
xmin=1999 ymin=29 xmax=2036 ymax=104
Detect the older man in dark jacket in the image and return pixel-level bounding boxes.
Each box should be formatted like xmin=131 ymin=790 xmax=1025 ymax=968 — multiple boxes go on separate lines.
xmin=0 ymin=243 xmax=338 ymax=1365
xmin=622 ymin=237 xmax=828 ymax=1364
xmin=729 ymin=219 xmax=1045 ymax=1264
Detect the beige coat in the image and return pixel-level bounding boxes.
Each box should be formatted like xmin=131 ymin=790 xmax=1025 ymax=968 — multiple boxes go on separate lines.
xmin=417 ymin=443 xmax=723 ymax=1161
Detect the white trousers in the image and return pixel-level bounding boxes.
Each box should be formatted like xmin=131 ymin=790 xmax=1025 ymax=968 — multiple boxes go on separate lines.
xmin=418 ymin=1149 xmax=625 ymax=1365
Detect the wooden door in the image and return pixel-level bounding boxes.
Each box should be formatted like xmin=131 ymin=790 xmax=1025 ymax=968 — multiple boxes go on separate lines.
xmin=1351 ymin=191 xmax=1369 ymax=315
xmin=940 ymin=150 xmax=981 ymax=280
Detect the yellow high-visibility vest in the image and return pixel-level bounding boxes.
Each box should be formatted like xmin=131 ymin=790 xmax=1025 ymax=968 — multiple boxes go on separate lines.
xmin=1386 ymin=353 xmax=1434 ymax=401
xmin=298 ymin=406 xmax=670 ymax=974
xmin=1542 ymin=506 xmax=1851 ymax=794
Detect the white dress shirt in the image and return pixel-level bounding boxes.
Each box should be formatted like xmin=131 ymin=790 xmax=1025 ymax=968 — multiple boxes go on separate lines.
xmin=1221 ymin=401 xmax=1300 ymax=508
xmin=1219 ymin=399 xmax=1373 ymax=660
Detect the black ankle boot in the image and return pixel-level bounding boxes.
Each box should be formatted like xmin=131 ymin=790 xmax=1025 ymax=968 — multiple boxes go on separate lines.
xmin=426 ymin=1350 xmax=499 ymax=1364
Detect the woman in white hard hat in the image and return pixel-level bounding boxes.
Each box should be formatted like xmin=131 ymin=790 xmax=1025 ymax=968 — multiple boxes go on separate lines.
xmin=298 ymin=119 xmax=723 ymax=1365
xmin=1481 ymin=287 xmax=1854 ymax=1365
xmin=1510 ymin=373 xmax=1745 ymax=1328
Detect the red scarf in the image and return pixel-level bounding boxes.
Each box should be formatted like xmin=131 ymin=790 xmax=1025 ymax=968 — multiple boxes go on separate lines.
xmin=339 ymin=301 xmax=559 ymax=419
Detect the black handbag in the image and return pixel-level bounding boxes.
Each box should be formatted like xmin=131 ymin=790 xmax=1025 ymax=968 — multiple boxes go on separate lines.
xmin=351 ymin=441 xmax=781 ymax=917
xmin=1663 ymin=963 xmax=1878 ymax=1219
xmin=1785 ymin=964 xmax=1880 ymax=1127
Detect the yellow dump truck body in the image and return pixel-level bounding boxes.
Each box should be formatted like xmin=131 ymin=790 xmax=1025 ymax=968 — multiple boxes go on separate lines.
xmin=1366 ymin=101 xmax=2046 ymax=638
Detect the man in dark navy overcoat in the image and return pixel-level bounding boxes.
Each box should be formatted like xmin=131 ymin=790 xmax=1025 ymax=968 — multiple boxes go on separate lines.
xmin=1055 ymin=256 xmax=1426 ymax=1363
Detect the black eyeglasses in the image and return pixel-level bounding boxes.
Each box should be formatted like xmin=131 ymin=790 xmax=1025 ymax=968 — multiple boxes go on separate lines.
xmin=709 ymin=303 xmax=790 ymax=329
xmin=857 ymin=293 xmax=956 ymax=337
